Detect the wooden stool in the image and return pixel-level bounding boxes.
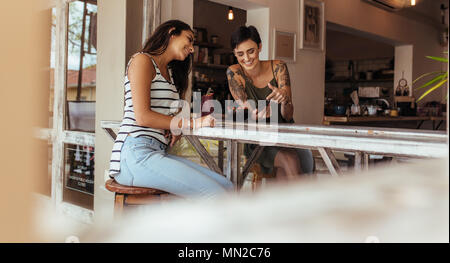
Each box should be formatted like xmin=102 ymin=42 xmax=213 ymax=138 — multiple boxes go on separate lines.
xmin=251 ymin=156 xmax=317 ymax=190
xmin=250 ymin=164 xmax=275 ymax=191
xmin=105 ymin=179 xmax=172 ymax=216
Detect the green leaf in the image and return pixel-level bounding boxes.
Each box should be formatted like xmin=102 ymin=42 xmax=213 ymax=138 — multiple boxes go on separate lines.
xmin=414 ymin=72 xmax=447 ymax=91
xmin=416 ymin=78 xmax=448 ymax=102
xmin=412 ymin=71 xmax=446 ymax=84
xmin=426 ymin=56 xmax=448 ymax=63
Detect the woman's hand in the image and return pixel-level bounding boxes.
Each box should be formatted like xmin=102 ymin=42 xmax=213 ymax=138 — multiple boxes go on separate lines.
xmin=194 ymin=114 xmax=216 ymax=129
xmin=266 ymin=82 xmax=291 ymax=104
xmin=164 ymin=130 xmax=182 ymax=147
xmin=251 ymin=104 xmax=272 ymax=120
xmin=169 ymin=134 xmax=182 ymax=147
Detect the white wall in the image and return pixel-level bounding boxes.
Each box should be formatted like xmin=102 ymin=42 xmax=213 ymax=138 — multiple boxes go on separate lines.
xmin=247 ymin=8 xmax=270 ymax=60
xmin=94 ymin=0 xmax=128 ymax=222
xmin=162 ymin=0 xmax=194 ymax=26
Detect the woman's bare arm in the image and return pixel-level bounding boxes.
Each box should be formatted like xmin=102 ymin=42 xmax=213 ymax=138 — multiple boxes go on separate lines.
xmin=273 ymin=60 xmax=293 ymax=121
xmin=227 ymin=66 xmax=271 ymax=120
xmin=129 ymin=54 xmax=214 ymax=130
xmin=226 ymin=66 xmax=249 ymax=107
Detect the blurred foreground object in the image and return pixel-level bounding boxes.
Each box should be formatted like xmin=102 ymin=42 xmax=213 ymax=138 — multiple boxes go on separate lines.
xmin=0 ymin=0 xmax=49 ymax=242
xmin=82 ymin=158 xmax=448 ymax=243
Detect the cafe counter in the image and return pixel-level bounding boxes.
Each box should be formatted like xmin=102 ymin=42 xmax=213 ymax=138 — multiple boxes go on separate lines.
xmin=323 ymin=116 xmax=446 ymax=130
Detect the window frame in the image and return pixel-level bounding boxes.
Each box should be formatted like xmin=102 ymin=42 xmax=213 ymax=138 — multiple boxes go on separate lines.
xmin=36 ymin=0 xmax=95 ymax=224
xmin=36 ymin=0 xmax=161 ymax=224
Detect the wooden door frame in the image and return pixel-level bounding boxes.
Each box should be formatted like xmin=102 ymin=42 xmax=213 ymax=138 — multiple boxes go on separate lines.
xmin=36 ymin=0 xmax=95 ymax=224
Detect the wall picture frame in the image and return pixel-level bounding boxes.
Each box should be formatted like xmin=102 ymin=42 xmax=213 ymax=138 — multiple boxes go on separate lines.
xmin=273 ymin=29 xmax=297 ymax=63
xmin=299 ymin=0 xmax=325 ymax=51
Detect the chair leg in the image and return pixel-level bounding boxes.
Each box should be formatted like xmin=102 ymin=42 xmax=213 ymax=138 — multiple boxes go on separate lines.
xmin=114 ymin=193 xmax=125 ymax=218
xmin=252 ymin=173 xmax=258 ymax=191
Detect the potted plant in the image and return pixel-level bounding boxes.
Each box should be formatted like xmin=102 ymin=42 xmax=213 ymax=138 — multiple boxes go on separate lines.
xmin=413 ymin=53 xmax=448 ymax=102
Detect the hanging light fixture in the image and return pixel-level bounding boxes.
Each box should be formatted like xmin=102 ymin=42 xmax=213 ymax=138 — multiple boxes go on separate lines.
xmin=228 ymin=6 xmax=234 ymax=21
xmin=410 ymin=0 xmax=416 ymax=6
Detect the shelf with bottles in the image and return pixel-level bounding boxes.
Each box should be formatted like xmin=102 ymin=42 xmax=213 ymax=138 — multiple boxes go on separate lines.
xmin=193 ymin=82 xmax=229 ymax=95
xmin=193 ymin=70 xmax=228 ymax=89
xmin=357 ymin=86 xmax=393 ymax=99
xmin=326 ymin=84 xmax=391 ymax=100
xmin=325 ymin=78 xmax=393 ymax=84
xmin=193 ymin=51 xmax=235 ymax=69
xmin=194 ymin=80 xmax=227 ymax=86
xmin=325 ymin=57 xmax=394 ymax=84
xmin=192 ymin=84 xmax=230 ymax=110
xmin=193 ymin=46 xmax=235 ymax=69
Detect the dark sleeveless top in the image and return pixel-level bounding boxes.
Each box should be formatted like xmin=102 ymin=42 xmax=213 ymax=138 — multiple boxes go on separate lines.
xmin=239 ymin=60 xmax=292 ymax=123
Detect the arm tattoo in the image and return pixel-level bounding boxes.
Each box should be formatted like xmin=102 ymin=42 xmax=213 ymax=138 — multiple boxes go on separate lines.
xmin=227 ymin=68 xmax=247 ymax=102
xmin=274 ymin=61 xmax=291 ymax=89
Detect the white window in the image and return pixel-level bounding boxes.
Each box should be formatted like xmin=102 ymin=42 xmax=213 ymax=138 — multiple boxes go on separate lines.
xmin=36 ymin=0 xmax=97 ymax=224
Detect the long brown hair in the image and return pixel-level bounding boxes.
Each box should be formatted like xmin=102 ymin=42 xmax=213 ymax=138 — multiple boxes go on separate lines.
xmin=142 ymin=20 xmax=193 ymax=99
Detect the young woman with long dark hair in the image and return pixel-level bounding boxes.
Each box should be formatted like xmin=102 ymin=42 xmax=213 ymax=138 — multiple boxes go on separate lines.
xmin=109 ymin=20 xmax=233 ymax=198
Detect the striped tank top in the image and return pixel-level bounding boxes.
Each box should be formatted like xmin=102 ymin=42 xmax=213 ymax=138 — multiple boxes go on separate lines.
xmin=109 ymin=52 xmax=181 ymax=177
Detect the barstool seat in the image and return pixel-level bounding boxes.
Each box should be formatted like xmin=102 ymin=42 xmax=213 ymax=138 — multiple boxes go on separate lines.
xmin=105 ymin=179 xmax=167 ymax=195
xmin=105 ymin=179 xmax=173 ymax=216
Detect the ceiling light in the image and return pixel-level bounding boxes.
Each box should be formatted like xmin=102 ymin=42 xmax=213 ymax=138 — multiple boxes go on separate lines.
xmin=228 ymin=7 xmax=234 ymax=21
xmin=410 ymin=0 xmax=416 ymax=6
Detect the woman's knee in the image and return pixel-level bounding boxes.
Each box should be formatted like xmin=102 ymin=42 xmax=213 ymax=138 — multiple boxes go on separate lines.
xmin=182 ymin=178 xmax=231 ymax=199
xmin=275 ymin=149 xmax=300 ymax=167
xmin=127 ymin=153 xmax=233 ymax=197
xmin=167 ymin=154 xmax=233 ymax=190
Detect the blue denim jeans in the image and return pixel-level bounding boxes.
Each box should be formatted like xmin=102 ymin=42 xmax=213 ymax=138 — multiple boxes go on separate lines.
xmin=114 ymin=136 xmax=234 ymax=199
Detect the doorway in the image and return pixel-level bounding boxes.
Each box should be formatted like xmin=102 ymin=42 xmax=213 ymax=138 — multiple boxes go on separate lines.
xmin=324 ymin=22 xmax=396 ymax=117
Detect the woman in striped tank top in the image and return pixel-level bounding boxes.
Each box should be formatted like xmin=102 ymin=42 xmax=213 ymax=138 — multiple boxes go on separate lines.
xmin=109 ymin=20 xmax=233 ymax=198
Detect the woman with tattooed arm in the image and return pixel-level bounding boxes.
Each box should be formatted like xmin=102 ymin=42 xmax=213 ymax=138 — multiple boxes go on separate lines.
xmin=226 ymin=26 xmax=314 ymax=180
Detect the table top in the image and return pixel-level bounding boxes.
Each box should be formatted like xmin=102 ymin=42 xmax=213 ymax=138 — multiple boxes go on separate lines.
xmin=323 ymin=115 xmax=445 ymax=123
xmin=191 ymin=122 xmax=447 ymax=158
xmin=101 ymin=120 xmax=448 ymax=158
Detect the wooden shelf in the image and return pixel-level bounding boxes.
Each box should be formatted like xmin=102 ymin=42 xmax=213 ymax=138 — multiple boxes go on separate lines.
xmin=394 ymin=96 xmax=415 ymax=102
xmin=323 ymin=115 xmax=431 ymax=123
xmin=193 ymin=63 xmax=228 ymax=70
xmin=194 ymin=81 xmax=225 ymax=86
xmin=194 ymin=42 xmax=223 ymax=49
xmin=326 ymin=79 xmax=393 ymax=83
